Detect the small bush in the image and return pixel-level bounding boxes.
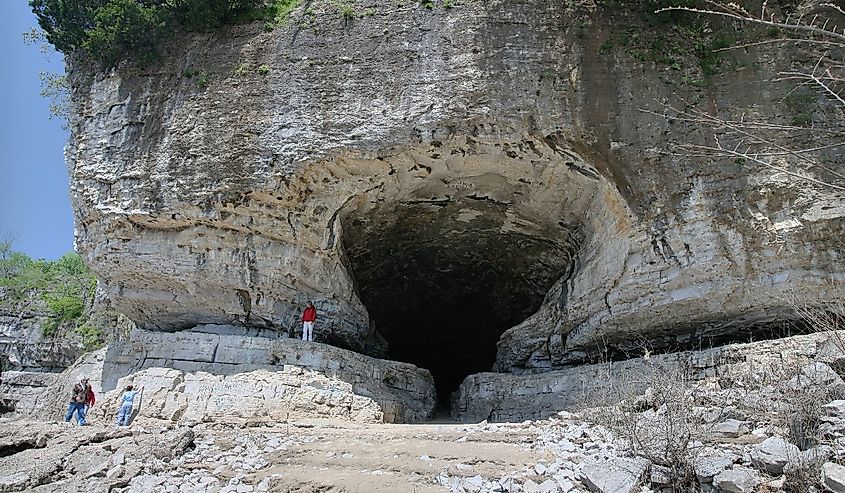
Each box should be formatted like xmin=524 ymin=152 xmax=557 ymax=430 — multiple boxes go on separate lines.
xmin=257 ymin=64 xmax=271 ymax=75
xmin=74 ymin=324 xmax=106 ymax=351
xmin=44 ymin=293 xmax=84 ymax=322
xmin=234 ymin=62 xmax=251 ymax=76
xmin=196 ymin=70 xmax=210 ymax=88
xmin=263 ymin=0 xmax=304 ymax=29
xmin=339 ymin=2 xmax=355 ymax=19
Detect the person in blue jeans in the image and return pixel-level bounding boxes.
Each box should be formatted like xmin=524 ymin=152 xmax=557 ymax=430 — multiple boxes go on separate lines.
xmin=64 ymin=379 xmax=89 ymax=425
xmin=116 ymin=384 xmax=144 ymax=426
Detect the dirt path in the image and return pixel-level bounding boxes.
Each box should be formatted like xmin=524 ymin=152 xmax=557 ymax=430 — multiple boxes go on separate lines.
xmin=199 ymin=419 xmax=549 ymax=493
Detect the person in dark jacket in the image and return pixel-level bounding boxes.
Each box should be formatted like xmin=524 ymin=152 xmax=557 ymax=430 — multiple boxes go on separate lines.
xmin=301 ymin=301 xmax=317 ymax=342
xmin=64 ymin=378 xmax=89 ymax=425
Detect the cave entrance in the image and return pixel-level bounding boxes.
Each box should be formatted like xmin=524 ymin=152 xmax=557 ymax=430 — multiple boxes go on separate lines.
xmin=341 ymin=197 xmax=578 ymax=401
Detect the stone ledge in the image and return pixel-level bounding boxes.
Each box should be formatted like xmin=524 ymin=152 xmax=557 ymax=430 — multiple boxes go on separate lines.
xmin=103 ymin=328 xmax=437 ymax=423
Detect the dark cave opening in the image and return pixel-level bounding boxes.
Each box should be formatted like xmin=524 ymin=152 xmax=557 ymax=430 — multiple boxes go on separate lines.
xmin=341 ymin=198 xmax=578 ymax=401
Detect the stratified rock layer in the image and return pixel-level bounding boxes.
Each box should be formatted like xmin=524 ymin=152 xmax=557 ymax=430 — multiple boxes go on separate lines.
xmin=92 ymin=366 xmax=390 ymax=425
xmin=66 ymin=0 xmax=844 ymax=379
xmin=100 ymin=327 xmax=437 ymax=422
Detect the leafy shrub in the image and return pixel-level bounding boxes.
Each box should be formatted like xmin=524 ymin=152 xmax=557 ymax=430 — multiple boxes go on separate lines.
xmin=44 ymin=293 xmax=85 ymax=322
xmin=196 ymin=70 xmax=210 ymax=88
xmin=29 ymin=0 xmax=303 ymax=66
xmin=74 ymin=324 xmax=106 ymax=351
xmin=234 ymin=62 xmax=250 ymax=76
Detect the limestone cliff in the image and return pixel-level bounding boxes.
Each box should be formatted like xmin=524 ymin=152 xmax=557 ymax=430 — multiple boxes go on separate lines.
xmin=65 ymin=0 xmax=844 ymax=395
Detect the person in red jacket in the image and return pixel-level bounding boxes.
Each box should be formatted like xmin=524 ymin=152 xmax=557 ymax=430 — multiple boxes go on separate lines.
xmin=301 ymin=301 xmax=317 ymax=342
xmin=84 ymin=379 xmax=96 ymax=413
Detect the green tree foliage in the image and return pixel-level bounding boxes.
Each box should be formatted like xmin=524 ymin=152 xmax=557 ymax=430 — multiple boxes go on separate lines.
xmin=29 ymin=0 xmax=103 ymax=54
xmin=82 ymin=0 xmax=169 ymax=66
xmin=0 ymin=240 xmax=97 ymax=337
xmin=29 ymin=0 xmax=293 ymax=66
xmin=170 ymin=0 xmax=265 ymax=31
xmin=38 ymin=72 xmax=71 ymax=128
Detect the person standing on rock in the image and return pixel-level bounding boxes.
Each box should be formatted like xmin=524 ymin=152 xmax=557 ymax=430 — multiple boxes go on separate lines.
xmin=116 ymin=384 xmax=144 ymax=427
xmin=64 ymin=378 xmax=89 ymax=425
xmin=301 ymin=301 xmax=317 ymax=342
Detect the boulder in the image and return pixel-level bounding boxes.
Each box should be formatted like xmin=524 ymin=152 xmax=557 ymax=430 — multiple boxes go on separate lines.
xmin=788 ymin=363 xmax=845 ymax=395
xmin=712 ymin=467 xmax=761 ymax=493
xmin=711 ymin=419 xmax=750 ymax=438
xmin=750 ymin=437 xmax=800 ymax=475
xmin=785 ymin=445 xmax=833 ymax=474
xmin=580 ymin=456 xmax=649 ymax=493
xmin=823 ymin=462 xmax=845 ymax=493
xmin=693 ymin=454 xmax=735 ymax=482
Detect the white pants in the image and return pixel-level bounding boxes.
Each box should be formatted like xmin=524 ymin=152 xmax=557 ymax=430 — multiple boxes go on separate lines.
xmin=302 ymin=321 xmax=314 ymax=341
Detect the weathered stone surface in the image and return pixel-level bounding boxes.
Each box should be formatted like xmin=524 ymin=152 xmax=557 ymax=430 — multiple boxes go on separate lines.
xmin=693 ymin=454 xmax=735 ymax=483
xmin=0 ymin=420 xmax=133 ymax=492
xmin=452 ymin=330 xmax=845 ymax=422
xmin=787 ymin=362 xmax=845 ymax=394
xmin=100 ymin=328 xmax=436 ymax=422
xmin=712 ymin=467 xmax=761 ymax=493
xmin=579 ymin=456 xmax=648 ymax=493
xmin=711 ymin=419 xmax=750 ymax=438
xmin=65 ymin=0 xmax=845 ymax=378
xmin=6 ymin=348 xmax=107 ymax=418
xmin=751 ymin=437 xmax=800 ymax=475
xmin=90 ymin=366 xmax=389 ymax=424
xmin=823 ymin=462 xmax=845 ymax=493
xmin=0 ymin=371 xmax=59 ymax=414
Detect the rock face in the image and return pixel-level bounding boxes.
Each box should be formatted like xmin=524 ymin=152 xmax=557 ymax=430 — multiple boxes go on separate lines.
xmin=0 ymin=299 xmax=83 ymax=373
xmin=452 ymin=330 xmax=845 ymax=422
xmin=1 ymin=348 xmax=106 ymax=416
xmin=66 ymin=0 xmax=844 ymax=393
xmin=92 ymin=366 xmax=389 ymax=425
xmin=17 ymin=329 xmax=435 ymax=423
xmin=100 ymin=327 xmax=437 ymax=422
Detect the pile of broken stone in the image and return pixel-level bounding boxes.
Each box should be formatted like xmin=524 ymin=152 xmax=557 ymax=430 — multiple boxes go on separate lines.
xmin=435 ymin=362 xmax=845 ymax=493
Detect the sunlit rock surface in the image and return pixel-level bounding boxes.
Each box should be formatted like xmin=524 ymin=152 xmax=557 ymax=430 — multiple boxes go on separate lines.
xmin=66 ymin=0 xmax=844 ymax=391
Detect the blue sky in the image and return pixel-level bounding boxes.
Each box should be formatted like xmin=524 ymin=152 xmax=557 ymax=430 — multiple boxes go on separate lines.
xmin=0 ymin=1 xmax=73 ymax=260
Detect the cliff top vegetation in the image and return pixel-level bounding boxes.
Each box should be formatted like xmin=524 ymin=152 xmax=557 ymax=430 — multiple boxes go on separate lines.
xmin=30 ymin=0 xmax=302 ymax=66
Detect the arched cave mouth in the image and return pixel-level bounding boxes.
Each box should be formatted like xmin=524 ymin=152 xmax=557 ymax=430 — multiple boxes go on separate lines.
xmin=340 ymin=197 xmax=579 ymax=401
